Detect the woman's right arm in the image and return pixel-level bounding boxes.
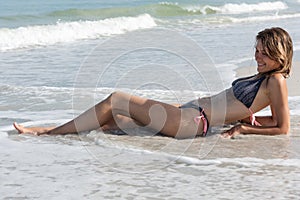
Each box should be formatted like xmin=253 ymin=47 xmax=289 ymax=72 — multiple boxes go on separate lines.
xmin=240 ymin=115 xmax=277 ymax=126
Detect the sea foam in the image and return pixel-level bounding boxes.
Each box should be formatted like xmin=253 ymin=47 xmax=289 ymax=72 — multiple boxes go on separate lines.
xmin=0 ymin=14 xmax=156 ymax=51
xmin=174 ymin=156 xmax=300 ymax=167
xmin=185 ymin=1 xmax=287 ymax=15
xmin=216 ymin=1 xmax=287 ymax=14
xmin=229 ymin=13 xmax=300 ymax=23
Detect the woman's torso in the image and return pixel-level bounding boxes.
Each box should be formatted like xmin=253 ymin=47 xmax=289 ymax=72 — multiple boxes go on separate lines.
xmin=198 ymin=76 xmax=271 ymax=126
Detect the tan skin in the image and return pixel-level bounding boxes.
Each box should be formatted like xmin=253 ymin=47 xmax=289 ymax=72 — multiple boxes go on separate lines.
xmin=13 ymin=39 xmax=290 ymax=139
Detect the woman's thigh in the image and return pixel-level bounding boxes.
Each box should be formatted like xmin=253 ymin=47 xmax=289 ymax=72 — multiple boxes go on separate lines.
xmin=111 ymin=92 xmax=202 ymax=138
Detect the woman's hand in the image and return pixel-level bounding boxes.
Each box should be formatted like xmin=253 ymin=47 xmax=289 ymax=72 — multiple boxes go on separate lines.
xmin=221 ymin=124 xmax=242 ymax=139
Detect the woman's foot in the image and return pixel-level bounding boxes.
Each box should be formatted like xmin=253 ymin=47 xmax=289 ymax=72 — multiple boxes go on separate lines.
xmin=13 ymin=122 xmax=52 ymax=135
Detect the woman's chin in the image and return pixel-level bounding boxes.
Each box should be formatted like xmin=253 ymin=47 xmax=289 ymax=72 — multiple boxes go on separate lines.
xmin=257 ymin=66 xmax=266 ymax=73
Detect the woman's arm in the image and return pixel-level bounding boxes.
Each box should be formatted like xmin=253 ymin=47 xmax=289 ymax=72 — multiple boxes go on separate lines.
xmin=239 ymin=116 xmax=276 ymax=126
xmin=222 ymin=74 xmax=290 ymax=138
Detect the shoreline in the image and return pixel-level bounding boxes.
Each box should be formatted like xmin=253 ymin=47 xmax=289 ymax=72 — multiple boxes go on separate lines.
xmin=234 ymin=61 xmax=300 ymax=97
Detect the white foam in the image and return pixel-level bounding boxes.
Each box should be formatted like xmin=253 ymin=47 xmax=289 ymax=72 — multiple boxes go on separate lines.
xmin=90 ymin=137 xmax=300 ymax=168
xmin=229 ymin=13 xmax=300 ymax=23
xmin=175 ymin=156 xmax=300 ymax=167
xmin=0 ymin=14 xmax=156 ymax=51
xmin=184 ymin=1 xmax=287 ymax=15
xmin=159 ymin=2 xmax=178 ymax=6
xmin=217 ymin=1 xmax=287 ymax=14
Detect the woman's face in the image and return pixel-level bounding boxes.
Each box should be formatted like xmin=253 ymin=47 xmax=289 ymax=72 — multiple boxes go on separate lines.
xmin=255 ymin=39 xmax=281 ymax=73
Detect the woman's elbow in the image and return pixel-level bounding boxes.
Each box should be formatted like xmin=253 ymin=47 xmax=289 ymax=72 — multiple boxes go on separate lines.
xmin=282 ymin=128 xmax=289 ymax=135
xmin=279 ymin=125 xmax=290 ymax=135
xmin=274 ymin=118 xmax=289 ymax=135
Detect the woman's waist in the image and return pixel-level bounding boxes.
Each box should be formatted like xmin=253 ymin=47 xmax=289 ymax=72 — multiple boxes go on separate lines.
xmin=197 ymin=89 xmax=251 ymax=125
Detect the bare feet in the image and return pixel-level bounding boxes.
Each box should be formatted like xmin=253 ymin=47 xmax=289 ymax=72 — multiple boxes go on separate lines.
xmin=13 ymin=122 xmax=52 ymax=135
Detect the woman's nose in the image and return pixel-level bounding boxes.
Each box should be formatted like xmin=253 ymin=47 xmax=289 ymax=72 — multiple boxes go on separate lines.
xmin=255 ymin=52 xmax=262 ymax=60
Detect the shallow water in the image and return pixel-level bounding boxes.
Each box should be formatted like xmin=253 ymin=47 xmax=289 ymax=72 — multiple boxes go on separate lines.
xmin=1 ymin=126 xmax=300 ymax=199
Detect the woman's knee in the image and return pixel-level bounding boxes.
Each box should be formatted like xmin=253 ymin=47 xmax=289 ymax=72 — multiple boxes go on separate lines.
xmin=108 ymin=91 xmax=125 ymax=100
xmin=99 ymin=91 xmax=130 ymax=112
xmin=110 ymin=91 xmax=130 ymax=105
xmin=99 ymin=91 xmax=123 ymax=104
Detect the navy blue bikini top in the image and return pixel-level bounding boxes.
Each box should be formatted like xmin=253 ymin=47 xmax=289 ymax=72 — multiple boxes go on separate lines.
xmin=232 ymin=75 xmax=266 ymax=108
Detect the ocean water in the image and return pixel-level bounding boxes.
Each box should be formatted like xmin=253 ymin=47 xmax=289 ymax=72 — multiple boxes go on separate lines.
xmin=1 ymin=0 xmax=300 ymax=199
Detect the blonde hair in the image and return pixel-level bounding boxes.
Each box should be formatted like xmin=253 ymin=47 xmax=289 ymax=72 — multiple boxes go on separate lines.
xmin=256 ymin=27 xmax=293 ymax=78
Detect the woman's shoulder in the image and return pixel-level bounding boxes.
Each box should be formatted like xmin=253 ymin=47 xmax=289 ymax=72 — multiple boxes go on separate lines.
xmin=266 ymin=73 xmax=286 ymax=84
xmin=265 ymin=73 xmax=287 ymax=92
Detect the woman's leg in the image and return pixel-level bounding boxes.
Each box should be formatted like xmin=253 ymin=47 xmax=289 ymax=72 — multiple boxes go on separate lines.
xmin=14 ymin=93 xmax=116 ymax=135
xmin=14 ymin=115 xmax=139 ymax=134
xmin=100 ymin=114 xmax=142 ymax=131
xmin=13 ymin=123 xmax=55 ymax=135
xmin=108 ymin=91 xmax=200 ymax=138
xmin=14 ymin=91 xmax=201 ymax=138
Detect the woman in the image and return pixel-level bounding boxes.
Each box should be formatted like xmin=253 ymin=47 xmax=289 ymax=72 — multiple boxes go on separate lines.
xmin=13 ymin=27 xmax=293 ymax=139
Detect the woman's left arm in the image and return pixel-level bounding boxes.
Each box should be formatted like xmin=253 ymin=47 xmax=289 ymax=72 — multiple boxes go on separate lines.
xmin=222 ymin=74 xmax=290 ymax=138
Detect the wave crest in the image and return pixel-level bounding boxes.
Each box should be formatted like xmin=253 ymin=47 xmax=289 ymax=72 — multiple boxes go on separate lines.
xmin=185 ymin=1 xmax=287 ymax=15
xmin=0 ymin=14 xmax=156 ymax=51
